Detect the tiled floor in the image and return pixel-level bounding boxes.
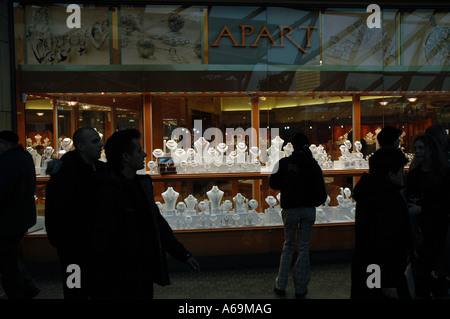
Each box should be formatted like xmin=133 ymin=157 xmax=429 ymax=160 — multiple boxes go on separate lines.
xmin=0 ymin=252 xmax=352 ymax=300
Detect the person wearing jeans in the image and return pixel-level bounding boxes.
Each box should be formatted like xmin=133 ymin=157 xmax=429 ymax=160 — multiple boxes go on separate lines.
xmin=269 ymin=132 xmax=327 ymax=298
xmin=276 ymin=207 xmax=316 ymax=297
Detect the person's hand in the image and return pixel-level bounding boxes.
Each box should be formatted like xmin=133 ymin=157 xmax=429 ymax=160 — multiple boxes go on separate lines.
xmin=381 ymin=288 xmax=399 ymax=299
xmin=187 ymin=256 xmax=200 ymax=272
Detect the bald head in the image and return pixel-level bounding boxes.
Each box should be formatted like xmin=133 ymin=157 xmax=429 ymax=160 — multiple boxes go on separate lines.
xmin=73 ymin=127 xmax=103 ymax=164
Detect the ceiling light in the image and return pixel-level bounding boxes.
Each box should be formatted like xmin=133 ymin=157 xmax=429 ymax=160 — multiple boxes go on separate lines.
xmin=379 ymin=101 xmax=388 ymax=106
xmin=36 ymin=112 xmax=44 ymax=116
xmin=407 ymin=97 xmax=417 ymax=103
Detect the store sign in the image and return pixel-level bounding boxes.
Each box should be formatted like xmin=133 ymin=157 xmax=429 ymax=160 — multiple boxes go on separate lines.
xmin=211 ymin=25 xmax=318 ymax=53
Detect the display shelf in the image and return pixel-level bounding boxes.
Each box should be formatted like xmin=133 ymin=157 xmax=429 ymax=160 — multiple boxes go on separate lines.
xmin=147 ymin=168 xmax=368 ymax=181
xmin=36 ymin=168 xmax=368 ymax=181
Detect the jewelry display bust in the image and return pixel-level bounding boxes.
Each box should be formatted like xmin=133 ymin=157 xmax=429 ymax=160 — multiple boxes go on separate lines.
xmin=184 ymin=195 xmax=198 ymax=213
xmin=194 ymin=137 xmax=210 ymax=163
xmin=206 ymin=186 xmax=224 ymax=213
xmin=222 ymin=200 xmax=232 ymax=213
xmin=272 ymin=136 xmax=284 ymax=152
xmin=162 ymin=187 xmax=179 ymax=214
xmin=268 ymin=144 xmax=281 ymax=165
xmin=44 ymin=146 xmax=54 ymax=160
xmin=204 ymin=147 xmax=218 ymax=164
xmin=283 ymin=142 xmax=294 ymax=157
xmin=344 ymin=139 xmax=352 ymax=151
xmin=235 ymin=142 xmax=246 ymax=164
xmin=249 ymin=146 xmax=260 ymax=162
xmin=176 ymin=202 xmax=186 ymax=215
xmin=147 ymin=160 xmax=156 ymax=173
xmin=165 ymin=139 xmax=178 ymax=153
xmin=186 ymin=148 xmax=196 ymax=161
xmin=59 ymin=137 xmax=73 ymax=156
xmin=248 ymin=199 xmax=258 ymax=213
xmin=265 ymin=195 xmax=277 ymax=208
xmin=172 ymin=148 xmax=187 ymax=165
xmin=152 ymin=148 xmax=165 ymax=159
xmin=198 ymin=200 xmax=207 ymax=214
xmin=233 ymin=193 xmax=247 ymax=212
xmin=216 ymin=143 xmax=228 ymax=155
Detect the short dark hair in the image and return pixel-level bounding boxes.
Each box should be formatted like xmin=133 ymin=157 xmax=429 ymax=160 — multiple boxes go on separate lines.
xmin=104 ymin=129 xmax=141 ymax=171
xmin=291 ymin=132 xmax=309 ymax=150
xmin=369 ymin=148 xmax=408 ymax=177
xmin=0 ymin=130 xmax=19 ymax=145
xmin=377 ymin=126 xmax=402 ymax=147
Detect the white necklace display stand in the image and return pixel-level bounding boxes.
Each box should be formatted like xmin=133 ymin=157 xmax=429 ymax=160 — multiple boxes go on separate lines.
xmin=236 ymin=142 xmax=247 ymax=164
xmin=184 ymin=195 xmax=198 ymax=214
xmin=283 ymin=142 xmax=294 ymax=157
xmin=58 ymin=137 xmax=73 ymax=157
xmin=40 ymin=146 xmax=54 ymax=176
xmin=233 ymin=193 xmax=247 ymax=213
xmin=194 ymin=137 xmax=209 ymax=164
xmin=264 ymin=195 xmax=282 ymax=225
xmin=162 ymin=187 xmax=179 ymax=215
xmin=206 ymin=186 xmax=224 ymax=214
xmin=165 ymin=139 xmax=177 ymax=154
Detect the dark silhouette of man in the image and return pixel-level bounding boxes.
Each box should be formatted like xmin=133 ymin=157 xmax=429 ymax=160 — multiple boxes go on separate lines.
xmin=0 ymin=130 xmax=40 ymax=299
xmin=45 ymin=127 xmax=107 ymax=299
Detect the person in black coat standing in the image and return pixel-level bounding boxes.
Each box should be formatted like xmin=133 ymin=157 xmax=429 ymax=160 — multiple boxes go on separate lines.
xmin=89 ymin=129 xmax=199 ymax=299
xmin=0 ymin=130 xmax=39 ymax=299
xmin=45 ymin=127 xmax=107 ymax=299
xmin=351 ymin=148 xmax=412 ymax=299
xmin=270 ymin=132 xmax=328 ymax=298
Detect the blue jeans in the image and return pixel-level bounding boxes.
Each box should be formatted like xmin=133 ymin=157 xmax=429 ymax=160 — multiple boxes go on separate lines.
xmin=275 ymin=207 xmax=316 ymax=294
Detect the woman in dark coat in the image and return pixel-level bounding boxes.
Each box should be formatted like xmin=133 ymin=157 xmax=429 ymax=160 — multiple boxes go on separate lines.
xmin=351 ymin=148 xmax=412 ymax=299
xmin=405 ymin=134 xmax=450 ymax=298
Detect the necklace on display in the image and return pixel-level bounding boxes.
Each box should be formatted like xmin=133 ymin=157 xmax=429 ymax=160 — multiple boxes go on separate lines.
xmin=61 ymin=138 xmax=73 ymax=151
xmin=153 ymin=149 xmax=164 ymax=158
xmin=217 ymin=143 xmax=228 ymax=154
xmin=236 ymin=142 xmax=247 ymax=152
xmin=166 ymin=140 xmax=177 ymax=152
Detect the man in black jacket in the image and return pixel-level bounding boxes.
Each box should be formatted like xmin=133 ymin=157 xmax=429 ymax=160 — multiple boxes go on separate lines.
xmin=269 ymin=132 xmax=327 ymax=298
xmin=351 ymin=148 xmax=411 ymax=299
xmin=45 ymin=127 xmax=106 ymax=299
xmin=89 ymin=129 xmax=199 ymax=299
xmin=0 ymin=130 xmax=39 ymax=299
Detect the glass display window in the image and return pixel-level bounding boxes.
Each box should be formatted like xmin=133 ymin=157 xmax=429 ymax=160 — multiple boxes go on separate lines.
xmin=360 ymin=94 xmax=448 ymax=156
xmin=24 ymin=96 xmax=54 ymax=155
xmin=259 ymin=95 xmax=353 ymax=161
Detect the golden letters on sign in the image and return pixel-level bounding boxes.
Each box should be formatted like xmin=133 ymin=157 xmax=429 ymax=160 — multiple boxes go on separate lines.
xmin=211 ymin=25 xmax=318 ymax=53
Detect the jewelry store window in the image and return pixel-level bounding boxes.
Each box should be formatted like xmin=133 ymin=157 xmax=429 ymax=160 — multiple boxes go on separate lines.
xmin=150 ymin=95 xmax=267 ymax=230
xmin=258 ymin=94 xmax=357 ymax=224
xmin=26 ymin=93 xmax=143 ymax=235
